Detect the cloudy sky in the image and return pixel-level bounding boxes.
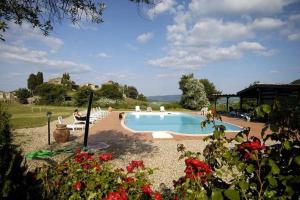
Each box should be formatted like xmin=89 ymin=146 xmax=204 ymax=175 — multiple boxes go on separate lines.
xmin=0 ymin=0 xmax=300 ymax=95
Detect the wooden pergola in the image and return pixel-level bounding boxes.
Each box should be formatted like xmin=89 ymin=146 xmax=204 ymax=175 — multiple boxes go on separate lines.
xmin=237 ymin=83 xmax=300 ymax=110
xmin=211 ymin=83 xmax=300 ymax=112
xmin=211 ymin=94 xmax=239 ymax=112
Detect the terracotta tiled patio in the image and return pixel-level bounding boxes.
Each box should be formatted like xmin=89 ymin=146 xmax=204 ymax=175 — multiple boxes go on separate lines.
xmin=88 ymin=111 xmax=268 ymax=146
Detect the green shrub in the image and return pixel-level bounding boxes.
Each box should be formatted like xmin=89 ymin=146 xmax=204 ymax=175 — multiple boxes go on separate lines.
xmin=162 ymin=102 xmax=182 ymax=110
xmin=0 ymin=103 xmax=41 ymax=199
xmin=14 ymin=88 xmax=31 ymax=104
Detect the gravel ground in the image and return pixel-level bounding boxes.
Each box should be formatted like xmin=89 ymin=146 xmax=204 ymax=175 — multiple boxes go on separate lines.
xmin=13 ymin=115 xmax=208 ymax=189
xmin=12 ymin=115 xmax=85 ymax=170
xmin=109 ymin=140 xmax=208 ymax=190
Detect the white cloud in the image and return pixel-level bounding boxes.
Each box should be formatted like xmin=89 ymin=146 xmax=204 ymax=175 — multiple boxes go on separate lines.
xmin=251 ymin=18 xmax=285 ymax=30
xmin=188 ymin=0 xmax=296 ymax=16
xmin=289 ymin=14 xmax=300 ymax=22
xmin=0 ymin=44 xmax=91 ymax=73
xmin=95 ymin=52 xmax=111 ymax=58
xmin=148 ymin=41 xmax=271 ymax=69
xmin=136 ymin=32 xmax=154 ymax=43
xmin=5 ymin=22 xmax=63 ymax=52
xmin=148 ymin=0 xmax=177 ymax=19
xmin=288 ymin=32 xmax=300 ymax=40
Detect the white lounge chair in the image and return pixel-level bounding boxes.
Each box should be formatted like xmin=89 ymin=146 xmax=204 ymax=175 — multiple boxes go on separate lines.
xmin=58 ymin=116 xmax=84 ymax=131
xmin=146 ymin=107 xmax=152 ymax=112
xmin=160 ymin=106 xmax=165 ymax=112
xmin=135 ymin=106 xmax=141 ymax=112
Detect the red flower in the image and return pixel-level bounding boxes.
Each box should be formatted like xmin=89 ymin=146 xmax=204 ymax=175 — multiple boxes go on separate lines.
xmin=81 ymin=163 xmax=91 ymax=170
xmin=153 ymin=192 xmax=162 ymax=200
xmin=126 ymin=164 xmax=134 ymax=173
xmin=99 ymin=153 xmax=113 ymax=161
xmin=123 ymin=177 xmax=135 ymax=184
xmin=131 ymin=160 xmax=144 ymax=169
xmin=73 ymin=181 xmax=81 ymax=191
xmin=141 ymin=184 xmax=153 ymax=195
xmin=75 ymin=154 xmax=83 ymax=163
xmin=240 ymin=140 xmax=266 ymax=151
xmin=103 ymin=192 xmax=121 ymax=200
xmin=118 ymin=187 xmax=128 ymax=200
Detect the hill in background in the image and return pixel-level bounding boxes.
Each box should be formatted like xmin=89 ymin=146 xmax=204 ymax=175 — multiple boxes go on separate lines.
xmin=147 ymin=95 xmax=181 ymax=102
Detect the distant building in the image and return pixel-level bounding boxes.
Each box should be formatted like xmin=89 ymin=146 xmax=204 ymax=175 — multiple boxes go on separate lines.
xmin=80 ymin=83 xmax=99 ymax=90
xmin=0 ymin=91 xmax=17 ymax=102
xmin=48 ymin=77 xmax=63 ymax=85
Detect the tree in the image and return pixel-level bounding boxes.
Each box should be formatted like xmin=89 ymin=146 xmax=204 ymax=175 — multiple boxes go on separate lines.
xmin=27 ymin=73 xmax=37 ymax=94
xmin=125 ymin=86 xmax=139 ymax=99
xmin=0 ymin=0 xmax=153 ymax=41
xmin=199 ymin=79 xmax=221 ymax=100
xmin=179 ymin=74 xmax=210 ymax=110
xmin=137 ymin=93 xmax=147 ymax=101
xmin=15 ymin=88 xmax=31 ymax=104
xmin=35 ymin=83 xmax=67 ymax=104
xmin=36 ymin=72 xmax=43 ymax=86
xmin=61 ymin=73 xmax=73 ymax=90
xmin=74 ymin=86 xmax=93 ymax=106
xmin=291 ymin=79 xmax=300 ymax=84
xmin=99 ymin=84 xmax=123 ymax=100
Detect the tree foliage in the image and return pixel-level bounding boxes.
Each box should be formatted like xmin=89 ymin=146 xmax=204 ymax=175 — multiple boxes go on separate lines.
xmin=199 ymin=78 xmax=220 ymax=100
xmin=27 ymin=73 xmax=37 ymax=93
xmin=36 ymin=72 xmax=43 ymax=86
xmin=125 ymin=86 xmax=139 ymax=99
xmin=61 ymin=73 xmax=73 ymax=90
xmin=15 ymin=88 xmax=31 ymax=104
xmin=27 ymin=72 xmax=43 ymax=94
xmin=0 ymin=0 xmax=153 ymax=41
xmin=74 ymin=86 xmax=93 ymax=106
xmin=98 ymin=84 xmax=123 ymax=100
xmin=179 ymin=74 xmax=210 ymax=110
xmin=35 ymin=83 xmax=67 ymax=104
xmin=137 ymin=93 xmax=147 ymax=101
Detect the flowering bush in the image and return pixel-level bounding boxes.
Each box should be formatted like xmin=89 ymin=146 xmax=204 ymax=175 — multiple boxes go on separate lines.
xmin=37 ymin=149 xmax=162 ymax=200
xmin=174 ymin=101 xmax=300 ymax=199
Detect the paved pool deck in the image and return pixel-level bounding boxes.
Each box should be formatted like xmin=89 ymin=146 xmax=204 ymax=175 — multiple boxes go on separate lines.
xmin=88 ymin=111 xmax=267 ymax=146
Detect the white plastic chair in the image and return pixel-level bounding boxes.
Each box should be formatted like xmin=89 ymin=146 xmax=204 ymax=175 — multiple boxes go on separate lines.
xmin=135 ymin=106 xmax=141 ymax=112
xmin=160 ymin=106 xmax=165 ymax=112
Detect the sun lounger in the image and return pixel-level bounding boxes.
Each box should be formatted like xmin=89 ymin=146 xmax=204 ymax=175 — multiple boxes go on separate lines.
xmin=160 ymin=106 xmax=165 ymax=112
xmin=135 ymin=106 xmax=141 ymax=112
xmin=146 ymin=107 xmax=152 ymax=112
xmin=58 ymin=116 xmax=84 ymax=131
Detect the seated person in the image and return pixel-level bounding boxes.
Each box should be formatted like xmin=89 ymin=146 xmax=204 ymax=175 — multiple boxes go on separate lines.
xmin=74 ymin=109 xmax=86 ymax=121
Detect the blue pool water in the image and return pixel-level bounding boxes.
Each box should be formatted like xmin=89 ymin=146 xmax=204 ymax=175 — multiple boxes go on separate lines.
xmin=124 ymin=112 xmax=241 ymax=135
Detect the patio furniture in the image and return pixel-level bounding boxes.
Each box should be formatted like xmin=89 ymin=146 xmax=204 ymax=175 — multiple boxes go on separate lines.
xmin=135 ymin=106 xmax=141 ymax=112
xmin=58 ymin=116 xmax=84 ymax=131
xmin=160 ymin=106 xmax=165 ymax=112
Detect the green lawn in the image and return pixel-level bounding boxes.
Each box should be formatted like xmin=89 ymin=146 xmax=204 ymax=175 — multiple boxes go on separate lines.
xmin=3 ymin=102 xmax=77 ymax=129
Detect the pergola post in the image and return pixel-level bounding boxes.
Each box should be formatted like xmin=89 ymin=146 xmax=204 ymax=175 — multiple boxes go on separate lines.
xmin=240 ymin=96 xmax=243 ymax=111
xmin=214 ymin=96 xmax=217 ymax=111
xmin=226 ymin=97 xmax=229 ymax=112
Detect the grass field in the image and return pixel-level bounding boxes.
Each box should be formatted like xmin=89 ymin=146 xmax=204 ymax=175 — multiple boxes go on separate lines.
xmin=2 ymin=102 xmax=77 ymax=129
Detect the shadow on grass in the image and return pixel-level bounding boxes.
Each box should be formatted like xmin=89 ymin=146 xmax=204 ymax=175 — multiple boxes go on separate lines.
xmin=87 ymin=130 xmax=157 ymax=159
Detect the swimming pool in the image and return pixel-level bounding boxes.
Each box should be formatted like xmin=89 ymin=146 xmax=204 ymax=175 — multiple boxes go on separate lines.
xmin=123 ymin=112 xmax=241 ymax=135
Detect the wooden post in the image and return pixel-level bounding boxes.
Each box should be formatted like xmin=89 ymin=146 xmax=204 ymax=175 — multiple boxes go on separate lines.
xmin=83 ymin=92 xmax=94 ymax=147
xmin=214 ymin=96 xmax=217 ymax=111
xmin=240 ymin=96 xmax=243 ymax=111
xmin=226 ymin=97 xmax=229 ymax=112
